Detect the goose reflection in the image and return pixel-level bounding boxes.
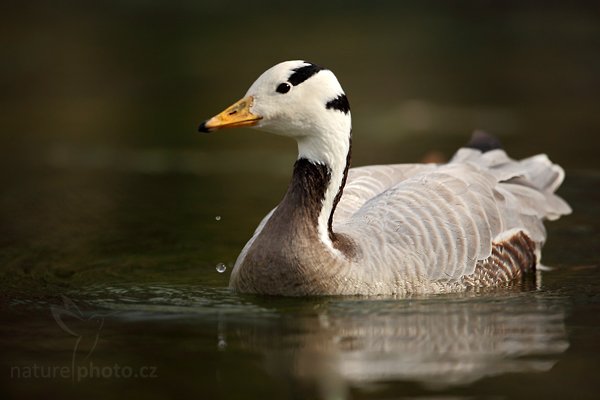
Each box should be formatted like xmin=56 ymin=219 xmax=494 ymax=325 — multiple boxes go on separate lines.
xmin=223 ymin=289 xmax=568 ymax=393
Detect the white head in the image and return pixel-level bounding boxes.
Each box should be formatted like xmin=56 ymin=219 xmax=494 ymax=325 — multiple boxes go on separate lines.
xmin=199 ymin=61 xmax=353 ymax=254
xmin=199 ymin=60 xmax=351 ymax=150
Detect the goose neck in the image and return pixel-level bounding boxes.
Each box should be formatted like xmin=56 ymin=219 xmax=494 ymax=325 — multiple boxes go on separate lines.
xmin=295 ymin=131 xmax=352 ymax=253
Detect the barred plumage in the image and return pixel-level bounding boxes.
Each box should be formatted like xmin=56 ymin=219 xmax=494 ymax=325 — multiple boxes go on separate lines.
xmin=199 ymin=60 xmax=571 ymax=296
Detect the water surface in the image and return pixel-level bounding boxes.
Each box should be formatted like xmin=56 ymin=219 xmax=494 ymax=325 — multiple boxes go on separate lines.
xmin=2 ymin=2 xmax=600 ymax=399
xmin=1 ymin=167 xmax=599 ymax=399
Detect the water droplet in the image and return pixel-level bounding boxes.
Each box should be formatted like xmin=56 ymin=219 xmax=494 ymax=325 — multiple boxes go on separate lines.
xmin=218 ymin=338 xmax=227 ymax=350
xmin=216 ymin=263 xmax=227 ymax=273
xmin=215 ymin=215 xmax=221 ymax=221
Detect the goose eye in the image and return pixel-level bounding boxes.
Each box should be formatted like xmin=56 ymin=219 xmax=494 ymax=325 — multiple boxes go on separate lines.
xmin=276 ymin=82 xmax=291 ymax=94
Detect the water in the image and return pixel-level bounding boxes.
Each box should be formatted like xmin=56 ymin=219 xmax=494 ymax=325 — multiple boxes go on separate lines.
xmin=216 ymin=263 xmax=227 ymax=274
xmin=2 ymin=1 xmax=600 ymax=399
xmin=1 ymin=167 xmax=599 ymax=399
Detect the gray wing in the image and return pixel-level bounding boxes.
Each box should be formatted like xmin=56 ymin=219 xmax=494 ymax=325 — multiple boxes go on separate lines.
xmin=337 ymin=149 xmax=571 ymax=282
xmin=333 ymin=164 xmax=437 ymax=224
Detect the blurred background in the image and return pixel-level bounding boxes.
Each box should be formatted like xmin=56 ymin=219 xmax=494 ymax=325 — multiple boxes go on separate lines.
xmin=2 ymin=0 xmax=599 ymax=292
xmin=2 ymin=2 xmax=600 ymax=399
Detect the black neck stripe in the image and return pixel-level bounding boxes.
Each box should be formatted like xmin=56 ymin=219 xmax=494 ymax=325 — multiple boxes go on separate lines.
xmin=288 ymin=158 xmax=331 ymax=225
xmin=328 ymin=132 xmax=351 ymax=237
xmin=325 ymin=94 xmax=350 ymax=114
xmin=288 ymin=63 xmax=325 ymax=86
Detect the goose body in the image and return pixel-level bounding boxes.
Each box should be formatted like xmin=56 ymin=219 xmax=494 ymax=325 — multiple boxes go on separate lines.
xmin=199 ymin=61 xmax=571 ymax=296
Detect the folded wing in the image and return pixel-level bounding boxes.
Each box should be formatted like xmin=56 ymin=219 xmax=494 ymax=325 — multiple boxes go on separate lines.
xmin=335 ymin=148 xmax=571 ymax=282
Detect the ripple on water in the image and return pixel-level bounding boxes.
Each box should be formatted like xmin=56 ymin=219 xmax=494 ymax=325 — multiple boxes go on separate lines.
xmin=70 ymin=283 xmax=275 ymax=320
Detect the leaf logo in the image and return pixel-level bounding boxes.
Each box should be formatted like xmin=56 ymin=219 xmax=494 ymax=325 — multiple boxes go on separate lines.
xmin=50 ymin=296 xmax=106 ymax=381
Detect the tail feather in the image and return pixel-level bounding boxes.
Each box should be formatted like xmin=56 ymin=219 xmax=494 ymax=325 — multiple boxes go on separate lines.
xmin=519 ymin=154 xmax=565 ymax=193
xmin=464 ymin=130 xmax=503 ymax=153
xmin=451 ymin=135 xmax=571 ymax=225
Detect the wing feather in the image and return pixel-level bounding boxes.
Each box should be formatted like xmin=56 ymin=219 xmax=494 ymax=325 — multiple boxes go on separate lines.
xmin=336 ymin=148 xmax=571 ymax=282
xmin=334 ymin=164 xmax=437 ymax=223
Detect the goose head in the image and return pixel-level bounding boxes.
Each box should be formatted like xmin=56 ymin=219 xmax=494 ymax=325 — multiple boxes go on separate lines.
xmin=199 ymin=61 xmax=354 ymax=251
xmin=198 ymin=60 xmax=351 ymax=145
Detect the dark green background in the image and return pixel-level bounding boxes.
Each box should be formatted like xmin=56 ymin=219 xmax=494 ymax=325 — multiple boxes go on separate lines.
xmin=1 ymin=1 xmax=599 ymax=399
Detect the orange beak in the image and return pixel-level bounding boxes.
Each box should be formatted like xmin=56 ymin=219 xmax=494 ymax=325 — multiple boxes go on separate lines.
xmin=198 ymin=96 xmax=262 ymax=133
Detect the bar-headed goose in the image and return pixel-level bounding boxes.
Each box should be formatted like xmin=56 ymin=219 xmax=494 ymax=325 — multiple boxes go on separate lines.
xmin=199 ymin=60 xmax=571 ymax=296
